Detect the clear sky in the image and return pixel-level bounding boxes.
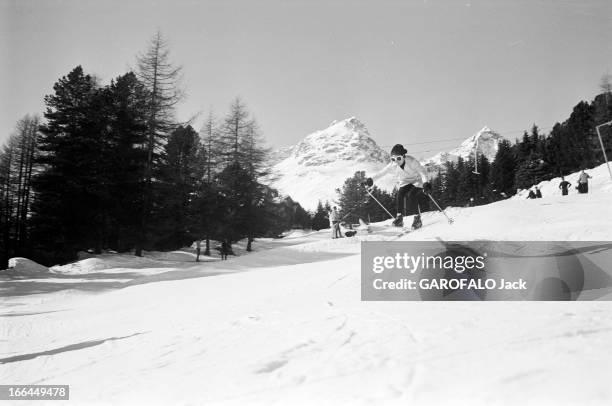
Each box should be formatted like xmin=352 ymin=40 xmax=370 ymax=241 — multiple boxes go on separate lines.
xmin=2 ymin=0 xmax=611 ymax=158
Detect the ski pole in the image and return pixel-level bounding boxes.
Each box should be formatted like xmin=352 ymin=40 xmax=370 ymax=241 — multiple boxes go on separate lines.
xmin=425 ymin=193 xmax=454 ymax=224
xmin=365 ymin=188 xmax=395 ymax=219
xmin=340 ymin=211 xmax=352 ymax=221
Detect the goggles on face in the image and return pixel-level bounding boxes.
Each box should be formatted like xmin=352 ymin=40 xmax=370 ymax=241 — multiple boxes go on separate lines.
xmin=391 ymin=156 xmax=404 ymax=162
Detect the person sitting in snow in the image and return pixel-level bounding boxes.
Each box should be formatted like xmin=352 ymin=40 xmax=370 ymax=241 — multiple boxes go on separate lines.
xmin=535 ymin=186 xmax=542 ymax=198
xmin=559 ymin=176 xmax=571 ymax=196
xmin=363 ymin=144 xmax=431 ymax=230
xmin=527 ymin=188 xmax=537 ymax=199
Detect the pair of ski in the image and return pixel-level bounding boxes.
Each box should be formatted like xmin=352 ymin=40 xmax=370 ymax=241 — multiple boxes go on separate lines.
xmin=395 ymin=224 xmax=420 ymax=238
xmin=364 ymin=188 xmax=454 ymax=237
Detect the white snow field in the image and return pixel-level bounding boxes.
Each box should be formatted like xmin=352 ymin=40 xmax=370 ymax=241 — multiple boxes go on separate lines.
xmin=2 ymin=163 xmax=612 ymax=405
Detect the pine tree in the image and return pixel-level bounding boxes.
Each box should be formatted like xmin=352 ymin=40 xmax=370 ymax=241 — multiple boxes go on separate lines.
xmin=567 ymin=101 xmax=596 ymax=168
xmin=0 ymin=115 xmax=40 ymax=266
xmin=513 ymin=154 xmax=552 ymax=189
xmin=592 ymin=93 xmax=612 ymax=165
xmin=155 ymin=125 xmax=203 ymax=250
xmin=197 ymin=111 xmax=223 ymax=255
xmin=442 ymin=161 xmax=461 ymax=207
xmin=218 ymin=98 xmax=271 ymax=251
xmin=311 ymin=201 xmax=330 ymax=231
xmin=273 ymin=197 xmax=311 ymax=230
xmin=455 ymin=157 xmax=478 ymax=206
xmin=336 ymin=171 xmax=369 ymax=220
xmin=429 ymin=171 xmax=444 ymax=207
xmin=29 ymin=67 xmax=151 ymax=263
xmin=0 ymin=138 xmax=16 ymax=267
xmin=600 ymin=73 xmax=612 ymax=106
xmin=517 ymin=131 xmax=533 ymax=162
xmin=135 ymin=31 xmax=183 ymax=256
xmin=293 ymin=203 xmax=312 ymax=229
xmin=476 ymin=155 xmax=491 ymax=204
xmin=219 ymin=98 xmax=254 ymax=165
xmin=200 ymin=111 xmax=223 ymax=183
xmin=31 ymin=66 xmax=102 ymax=262
xmin=100 ymin=72 xmax=149 ymax=251
xmin=490 ymin=139 xmax=516 ymax=196
xmin=214 ymin=162 xmax=257 ymax=247
xmin=191 ymin=179 xmax=220 ymax=256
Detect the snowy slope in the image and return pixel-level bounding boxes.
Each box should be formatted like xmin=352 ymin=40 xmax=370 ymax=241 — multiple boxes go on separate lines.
xmin=2 ymin=164 xmax=612 ymax=405
xmin=271 ymin=117 xmax=396 ymax=210
xmin=268 ymin=145 xmax=295 ymax=166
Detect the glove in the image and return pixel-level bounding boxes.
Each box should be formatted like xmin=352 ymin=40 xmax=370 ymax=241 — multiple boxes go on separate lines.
xmin=422 ymin=182 xmax=432 ymax=194
xmin=363 ymin=177 xmax=373 ymax=187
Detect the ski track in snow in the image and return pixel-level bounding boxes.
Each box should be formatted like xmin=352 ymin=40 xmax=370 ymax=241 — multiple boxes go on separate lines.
xmin=1 ymin=164 xmax=612 ymax=405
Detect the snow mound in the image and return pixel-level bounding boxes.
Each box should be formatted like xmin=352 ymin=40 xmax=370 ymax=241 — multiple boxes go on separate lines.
xmin=282 ymin=229 xmax=317 ymax=239
xmin=51 ymin=256 xmax=145 ymax=274
xmin=50 ymin=252 xmax=201 ymax=275
xmin=145 ymin=250 xmax=198 ymax=262
xmin=4 ymin=257 xmax=49 ymax=274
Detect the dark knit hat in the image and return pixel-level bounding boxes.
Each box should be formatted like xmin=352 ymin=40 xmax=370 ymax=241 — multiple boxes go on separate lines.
xmin=390 ymin=144 xmax=407 ymax=156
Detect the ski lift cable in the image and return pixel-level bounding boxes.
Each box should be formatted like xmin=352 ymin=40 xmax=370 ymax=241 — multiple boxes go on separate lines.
xmin=378 ymin=126 xmax=554 ymax=149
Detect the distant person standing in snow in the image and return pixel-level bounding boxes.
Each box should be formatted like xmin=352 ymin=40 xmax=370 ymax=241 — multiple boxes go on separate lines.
xmin=535 ymin=186 xmax=542 ymax=198
xmin=196 ymin=240 xmax=202 ymax=262
xmin=220 ymin=240 xmax=229 ymax=260
xmin=329 ymin=206 xmax=342 ymax=239
xmin=363 ymin=144 xmax=430 ymax=230
xmin=577 ymin=170 xmax=592 ymax=194
xmin=559 ymin=176 xmax=571 ymax=196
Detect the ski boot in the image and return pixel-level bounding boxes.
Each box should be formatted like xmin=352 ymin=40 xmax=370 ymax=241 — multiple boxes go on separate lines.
xmin=392 ymin=214 xmax=403 ymax=227
xmin=411 ymin=215 xmax=422 ymax=230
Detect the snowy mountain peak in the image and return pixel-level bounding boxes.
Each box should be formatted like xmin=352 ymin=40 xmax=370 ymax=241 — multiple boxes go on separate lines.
xmin=271 ymin=117 xmax=394 ymax=209
xmin=423 ymin=126 xmax=505 ymax=168
xmin=475 ymin=126 xmax=501 ymax=143
xmin=463 ymin=126 xmax=504 ymax=158
xmin=329 ymin=116 xmax=361 ymax=128
xmin=289 ymin=117 xmax=387 ymax=167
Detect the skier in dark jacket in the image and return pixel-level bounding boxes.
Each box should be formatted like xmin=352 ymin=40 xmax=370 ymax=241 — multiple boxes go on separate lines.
xmin=559 ymin=177 xmax=571 ymax=196
xmin=363 ymin=144 xmax=431 ymax=230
